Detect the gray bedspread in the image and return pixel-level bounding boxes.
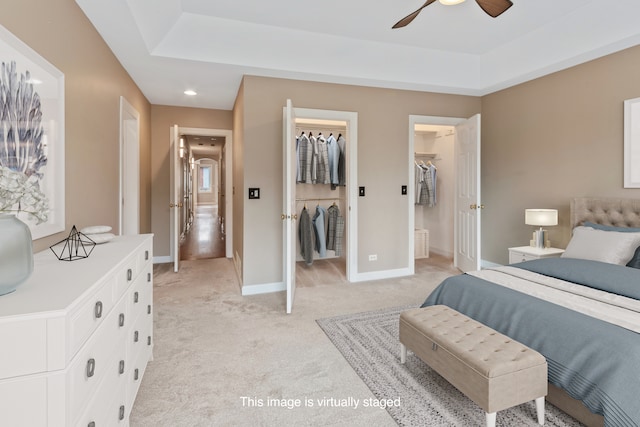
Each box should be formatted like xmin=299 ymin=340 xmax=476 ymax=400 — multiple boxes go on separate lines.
xmin=422 ymin=258 xmax=640 ymax=427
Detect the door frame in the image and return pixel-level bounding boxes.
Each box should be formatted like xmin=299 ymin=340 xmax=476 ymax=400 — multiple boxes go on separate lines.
xmin=178 ymin=127 xmax=234 ymax=258
xmin=408 ymin=115 xmax=471 ymax=273
xmin=119 ymin=96 xmax=140 ymax=235
xmin=292 ymin=107 xmax=358 ymax=282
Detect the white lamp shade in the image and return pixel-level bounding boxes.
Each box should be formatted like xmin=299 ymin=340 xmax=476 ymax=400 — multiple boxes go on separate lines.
xmin=525 ymin=209 xmax=558 ymax=226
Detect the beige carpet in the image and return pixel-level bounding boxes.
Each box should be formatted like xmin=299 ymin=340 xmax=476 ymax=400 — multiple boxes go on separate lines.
xmin=130 ymin=255 xmax=460 ymax=426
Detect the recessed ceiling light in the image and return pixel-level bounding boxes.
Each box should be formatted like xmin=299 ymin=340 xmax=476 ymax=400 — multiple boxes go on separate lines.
xmin=184 ymin=90 xmax=197 ymax=96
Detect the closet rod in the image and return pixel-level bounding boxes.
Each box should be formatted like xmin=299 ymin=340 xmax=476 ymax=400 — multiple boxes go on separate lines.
xmin=296 ymin=197 xmax=342 ymax=202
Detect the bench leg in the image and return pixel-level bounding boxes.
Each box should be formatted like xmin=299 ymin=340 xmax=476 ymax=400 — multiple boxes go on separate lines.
xmin=486 ymin=412 xmax=496 ymax=427
xmin=535 ymin=397 xmax=545 ymax=425
xmin=400 ymin=343 xmax=407 ymax=364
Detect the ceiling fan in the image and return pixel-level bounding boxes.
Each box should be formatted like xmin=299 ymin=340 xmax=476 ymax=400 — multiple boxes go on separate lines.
xmin=392 ymin=0 xmax=513 ymax=29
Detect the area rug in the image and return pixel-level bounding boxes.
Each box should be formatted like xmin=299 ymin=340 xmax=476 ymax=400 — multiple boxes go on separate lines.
xmin=316 ymin=305 xmax=584 ymax=427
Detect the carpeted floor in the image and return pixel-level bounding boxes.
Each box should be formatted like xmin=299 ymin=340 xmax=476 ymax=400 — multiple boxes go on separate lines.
xmin=317 ymin=305 xmax=583 ymax=427
xmin=130 ymin=255 xmax=460 ymax=426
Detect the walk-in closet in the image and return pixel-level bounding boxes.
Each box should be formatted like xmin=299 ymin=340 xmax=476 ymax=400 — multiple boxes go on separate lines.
xmin=295 ymin=117 xmax=349 ymax=285
xmin=413 ymin=124 xmax=455 ymax=261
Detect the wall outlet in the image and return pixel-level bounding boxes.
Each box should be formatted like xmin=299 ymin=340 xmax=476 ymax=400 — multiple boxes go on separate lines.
xmin=368 ymin=254 xmax=377 ymax=261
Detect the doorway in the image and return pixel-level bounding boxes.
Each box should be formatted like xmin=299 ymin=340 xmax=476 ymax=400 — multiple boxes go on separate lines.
xmin=408 ymin=115 xmax=481 ymax=274
xmin=170 ymin=127 xmax=233 ymax=268
xmin=180 ymin=156 xmax=226 ymax=260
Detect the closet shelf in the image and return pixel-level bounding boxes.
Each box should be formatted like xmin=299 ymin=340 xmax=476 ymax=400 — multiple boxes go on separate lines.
xmin=415 ymin=152 xmax=438 ymax=159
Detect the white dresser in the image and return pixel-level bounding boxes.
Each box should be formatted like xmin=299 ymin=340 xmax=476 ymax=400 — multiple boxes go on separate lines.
xmin=0 ymin=234 xmax=154 ymax=427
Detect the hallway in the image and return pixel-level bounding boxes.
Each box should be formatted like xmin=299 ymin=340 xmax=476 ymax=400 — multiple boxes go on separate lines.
xmin=180 ymin=204 xmax=225 ymax=260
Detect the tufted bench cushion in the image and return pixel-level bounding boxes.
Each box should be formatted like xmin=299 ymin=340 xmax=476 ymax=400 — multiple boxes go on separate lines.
xmin=400 ymin=305 xmax=547 ymax=426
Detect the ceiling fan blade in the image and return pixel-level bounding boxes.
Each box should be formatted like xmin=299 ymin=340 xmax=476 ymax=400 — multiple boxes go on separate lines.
xmin=392 ymin=0 xmax=437 ymax=29
xmin=476 ymin=0 xmax=513 ymax=18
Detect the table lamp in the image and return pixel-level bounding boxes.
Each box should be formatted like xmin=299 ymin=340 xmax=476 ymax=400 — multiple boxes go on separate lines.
xmin=525 ymin=209 xmax=558 ymax=248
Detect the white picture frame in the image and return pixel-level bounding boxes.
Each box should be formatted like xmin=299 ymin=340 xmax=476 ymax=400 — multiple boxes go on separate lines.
xmin=624 ymin=97 xmax=640 ymax=188
xmin=0 ymin=24 xmax=65 ymax=239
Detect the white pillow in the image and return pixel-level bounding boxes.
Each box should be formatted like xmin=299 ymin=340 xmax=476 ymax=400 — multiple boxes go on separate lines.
xmin=561 ymin=226 xmax=640 ymax=265
xmin=88 ymin=232 xmax=115 ymax=244
xmin=80 ymin=225 xmax=112 ymax=234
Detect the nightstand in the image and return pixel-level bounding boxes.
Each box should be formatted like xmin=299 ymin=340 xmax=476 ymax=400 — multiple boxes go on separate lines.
xmin=508 ymin=246 xmax=565 ymax=264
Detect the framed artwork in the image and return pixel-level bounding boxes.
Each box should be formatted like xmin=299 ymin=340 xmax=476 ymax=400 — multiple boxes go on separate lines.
xmin=0 ymin=24 xmax=65 ymax=239
xmin=624 ymin=97 xmax=640 ymax=188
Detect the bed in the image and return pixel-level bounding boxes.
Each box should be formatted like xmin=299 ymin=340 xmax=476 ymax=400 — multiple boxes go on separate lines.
xmin=422 ymin=197 xmax=640 ymax=427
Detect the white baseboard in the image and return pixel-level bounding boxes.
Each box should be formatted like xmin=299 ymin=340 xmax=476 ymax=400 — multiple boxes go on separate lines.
xmin=350 ymin=267 xmax=412 ymax=283
xmin=241 ymin=282 xmax=286 ymax=296
xmin=153 ymin=255 xmax=171 ymax=264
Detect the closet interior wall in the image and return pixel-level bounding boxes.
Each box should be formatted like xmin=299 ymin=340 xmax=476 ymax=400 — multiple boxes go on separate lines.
xmin=414 ymin=126 xmax=456 ymax=258
xmin=295 ymin=121 xmax=347 ymax=263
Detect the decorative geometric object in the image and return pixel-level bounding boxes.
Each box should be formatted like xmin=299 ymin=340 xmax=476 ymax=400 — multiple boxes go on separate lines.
xmin=49 ymin=225 xmax=96 ymax=261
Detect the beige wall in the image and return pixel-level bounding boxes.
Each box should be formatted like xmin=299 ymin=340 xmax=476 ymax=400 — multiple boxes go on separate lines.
xmin=1 ymin=0 xmax=152 ymax=253
xmin=239 ymin=76 xmax=480 ymax=286
xmin=150 ymin=105 xmax=232 ymax=257
xmin=482 ymin=44 xmax=640 ymax=265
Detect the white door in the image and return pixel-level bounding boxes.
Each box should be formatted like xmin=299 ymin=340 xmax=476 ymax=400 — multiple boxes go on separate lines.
xmin=169 ymin=124 xmax=181 ymax=272
xmin=283 ymin=99 xmax=297 ymax=313
xmin=119 ymin=97 xmax=140 ymax=235
xmin=454 ymin=114 xmax=481 ymax=272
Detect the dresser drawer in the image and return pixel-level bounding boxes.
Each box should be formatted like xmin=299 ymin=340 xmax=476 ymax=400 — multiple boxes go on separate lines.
xmin=74 ymin=343 xmax=127 ymax=427
xmin=68 ymin=296 xmax=127 ymax=422
xmin=137 ymin=242 xmax=152 ymax=271
xmin=68 ymin=276 xmax=117 ymax=360
xmin=115 ymin=255 xmax=138 ymax=298
xmin=128 ymin=264 xmax=153 ymax=325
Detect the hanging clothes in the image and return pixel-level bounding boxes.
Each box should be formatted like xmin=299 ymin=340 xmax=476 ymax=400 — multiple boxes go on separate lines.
xmin=327 ymin=134 xmax=340 ymax=187
xmin=337 ymin=135 xmax=347 ymax=188
xmin=315 ymin=134 xmax=330 ymax=184
xmin=425 ymin=162 xmax=437 ymax=207
xmin=415 ymin=161 xmax=437 ymax=207
xmin=326 ymin=204 xmax=344 ymax=256
xmin=312 ymin=205 xmax=327 ymax=258
xmin=297 ymin=133 xmax=313 ymax=183
xmin=299 ymin=206 xmax=314 ymax=265
xmin=309 ymin=134 xmax=318 ymax=183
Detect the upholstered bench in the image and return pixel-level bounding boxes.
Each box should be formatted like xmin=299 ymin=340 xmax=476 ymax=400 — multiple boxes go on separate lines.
xmin=399 ymin=305 xmax=547 ymax=427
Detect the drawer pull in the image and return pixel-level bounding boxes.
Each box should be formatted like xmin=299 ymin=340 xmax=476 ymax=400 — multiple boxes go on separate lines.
xmin=147 ymin=304 xmax=151 ymax=314
xmin=94 ymin=301 xmax=103 ymax=319
xmin=134 ymin=291 xmax=139 ymax=303
xmin=134 ymin=330 xmax=139 ymax=342
xmin=86 ymin=358 xmax=96 ymax=378
xmin=147 ymin=272 xmax=151 ymax=282
xmin=127 ymin=268 xmax=133 ymax=281
xmin=432 ymin=343 xmax=438 ymax=351
xmin=88 ymin=422 xmax=96 ymax=427
xmin=147 ymin=336 xmax=152 ymax=346
xmin=119 ymin=359 xmax=125 ymax=374
xmin=145 ymin=250 xmax=149 ymax=260
xmin=119 ymin=313 xmax=125 ymax=327
xmin=119 ymin=405 xmax=125 ymax=421
xmin=134 ymin=368 xmax=139 ymax=380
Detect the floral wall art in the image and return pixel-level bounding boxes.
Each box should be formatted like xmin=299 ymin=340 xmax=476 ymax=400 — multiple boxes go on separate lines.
xmin=0 ymin=25 xmax=64 ymax=239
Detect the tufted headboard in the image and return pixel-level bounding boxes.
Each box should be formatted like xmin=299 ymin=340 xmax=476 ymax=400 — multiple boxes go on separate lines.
xmin=571 ymin=197 xmax=640 ymax=230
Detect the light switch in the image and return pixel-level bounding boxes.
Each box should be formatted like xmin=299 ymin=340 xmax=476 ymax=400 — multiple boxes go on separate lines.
xmin=401 ymin=185 xmax=407 ymax=195
xmin=248 ymin=188 xmax=260 ymax=199
xmin=359 ymin=186 xmax=365 ymax=197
